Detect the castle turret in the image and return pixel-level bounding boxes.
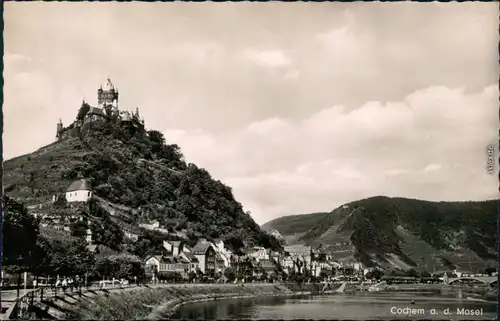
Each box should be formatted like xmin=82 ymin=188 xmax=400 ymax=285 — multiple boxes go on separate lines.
xmin=56 ymin=118 xmax=64 ymax=140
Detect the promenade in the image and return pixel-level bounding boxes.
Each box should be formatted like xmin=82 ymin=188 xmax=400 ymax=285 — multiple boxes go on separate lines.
xmin=0 ymin=282 xmax=325 ymax=320
xmin=0 ymin=282 xmax=141 ymax=320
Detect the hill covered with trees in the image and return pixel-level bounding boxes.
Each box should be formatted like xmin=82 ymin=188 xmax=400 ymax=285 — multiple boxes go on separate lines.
xmin=3 ymin=116 xmax=280 ymax=262
xmin=263 ymin=196 xmax=498 ymax=271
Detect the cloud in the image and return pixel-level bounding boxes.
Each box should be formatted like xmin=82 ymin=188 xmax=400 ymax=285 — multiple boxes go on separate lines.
xmin=4 ymin=2 xmax=497 ymax=225
xmin=243 ymin=49 xmax=291 ymax=67
xmin=164 ymin=84 xmax=498 ymax=224
xmin=423 ymin=163 xmax=442 ymax=172
xmin=283 ymin=69 xmax=300 ymax=80
xmin=4 ymin=52 xmax=33 ymax=65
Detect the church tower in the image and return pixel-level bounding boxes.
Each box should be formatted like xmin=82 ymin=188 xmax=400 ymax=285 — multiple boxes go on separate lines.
xmin=86 ymin=228 xmax=93 ymax=244
xmin=97 ymin=78 xmax=119 ymax=112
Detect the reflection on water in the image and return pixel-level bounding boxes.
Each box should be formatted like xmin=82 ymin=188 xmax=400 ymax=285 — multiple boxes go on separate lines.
xmin=171 ymin=291 xmax=497 ymax=320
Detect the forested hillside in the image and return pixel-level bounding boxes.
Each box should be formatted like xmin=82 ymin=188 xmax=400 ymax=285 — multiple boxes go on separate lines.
xmin=4 ymin=118 xmax=280 ymax=257
xmin=263 ymin=196 xmax=498 ymax=271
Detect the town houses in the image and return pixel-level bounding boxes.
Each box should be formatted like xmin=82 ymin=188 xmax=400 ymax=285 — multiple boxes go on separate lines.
xmin=143 ymin=234 xmax=367 ymax=283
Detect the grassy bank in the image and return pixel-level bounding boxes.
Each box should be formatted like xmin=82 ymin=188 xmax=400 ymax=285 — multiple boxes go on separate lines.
xmin=59 ymin=283 xmax=334 ymax=320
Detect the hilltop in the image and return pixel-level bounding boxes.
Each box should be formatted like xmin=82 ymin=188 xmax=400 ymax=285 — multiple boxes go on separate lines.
xmin=4 ymin=116 xmax=279 ymax=257
xmin=262 ymin=196 xmax=498 ymax=271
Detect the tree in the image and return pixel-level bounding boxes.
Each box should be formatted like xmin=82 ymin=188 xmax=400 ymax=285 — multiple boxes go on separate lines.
xmin=2 ymin=196 xmax=40 ymax=273
xmin=94 ymin=254 xmax=145 ymax=280
xmin=147 ymin=130 xmax=166 ymax=146
xmin=112 ymin=254 xmax=145 ymax=280
xmin=258 ymin=232 xmax=282 ymax=251
xmin=94 ymin=257 xmax=116 ymax=279
xmin=187 ymin=271 xmax=197 ymax=282
xmin=76 ymin=102 xmax=91 ymax=121
xmin=70 ymin=220 xmax=88 ymax=238
xmin=224 ymin=235 xmax=245 ymax=253
xmin=371 ymin=268 xmax=384 ymax=280
xmin=420 ymin=270 xmax=431 ymax=278
xmin=157 ymin=271 xmax=182 ymax=282
xmin=343 ymin=267 xmax=354 ymax=276
xmin=484 ymin=267 xmax=497 ymax=276
xmin=224 ymin=267 xmax=236 ymax=283
xmin=90 ymin=219 xmax=124 ymax=251
xmin=405 ymin=268 xmax=419 ymax=278
xmin=27 ymin=236 xmax=56 ymax=279
xmin=47 ymin=238 xmax=95 ymax=277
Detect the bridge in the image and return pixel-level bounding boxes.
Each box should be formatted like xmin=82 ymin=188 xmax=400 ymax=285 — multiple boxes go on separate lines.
xmin=448 ymin=276 xmax=497 ymax=286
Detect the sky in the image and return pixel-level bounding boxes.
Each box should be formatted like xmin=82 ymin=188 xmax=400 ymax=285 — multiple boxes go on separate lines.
xmin=4 ymin=2 xmax=499 ymax=225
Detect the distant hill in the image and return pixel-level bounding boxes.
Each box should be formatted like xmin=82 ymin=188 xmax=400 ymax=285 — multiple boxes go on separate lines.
xmin=261 ymin=212 xmax=329 ymax=245
xmin=4 ymin=117 xmax=279 ymax=257
xmin=262 ymin=196 xmax=498 ymax=271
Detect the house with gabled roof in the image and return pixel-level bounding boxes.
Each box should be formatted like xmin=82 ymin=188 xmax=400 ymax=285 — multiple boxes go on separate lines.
xmin=65 ymin=179 xmax=93 ymax=202
xmin=164 ymin=240 xmax=189 ymax=253
xmin=192 ymin=242 xmax=216 ymax=275
xmin=180 ymin=251 xmax=199 ymax=273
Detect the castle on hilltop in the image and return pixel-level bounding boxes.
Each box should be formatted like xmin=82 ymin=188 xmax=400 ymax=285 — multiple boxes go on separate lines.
xmin=56 ymin=78 xmax=145 ymax=141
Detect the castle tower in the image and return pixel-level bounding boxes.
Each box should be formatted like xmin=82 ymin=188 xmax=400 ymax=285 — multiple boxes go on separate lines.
xmin=97 ymin=78 xmax=119 ymax=112
xmin=56 ymin=118 xmax=64 ymax=140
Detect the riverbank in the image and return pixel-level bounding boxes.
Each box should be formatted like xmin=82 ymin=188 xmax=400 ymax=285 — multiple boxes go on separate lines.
xmin=362 ymin=283 xmax=497 ymax=302
xmin=54 ymin=283 xmax=339 ymax=320
xmin=29 ymin=281 xmax=496 ymax=319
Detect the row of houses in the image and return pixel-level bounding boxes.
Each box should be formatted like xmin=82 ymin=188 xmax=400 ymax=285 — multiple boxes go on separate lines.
xmin=144 ymin=239 xmax=366 ymax=281
xmin=145 ymin=239 xmax=229 ymax=279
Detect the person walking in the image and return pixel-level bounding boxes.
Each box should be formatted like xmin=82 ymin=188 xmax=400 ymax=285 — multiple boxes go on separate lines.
xmin=55 ymin=278 xmax=61 ymax=295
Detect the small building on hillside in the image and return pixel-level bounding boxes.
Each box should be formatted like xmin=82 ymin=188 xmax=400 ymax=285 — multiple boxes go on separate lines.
xmin=65 ymin=179 xmax=93 ymax=202
xmin=124 ymin=230 xmax=139 ymax=241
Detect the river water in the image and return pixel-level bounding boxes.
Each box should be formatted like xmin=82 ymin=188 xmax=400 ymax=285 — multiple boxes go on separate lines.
xmin=171 ymin=291 xmax=497 ymax=320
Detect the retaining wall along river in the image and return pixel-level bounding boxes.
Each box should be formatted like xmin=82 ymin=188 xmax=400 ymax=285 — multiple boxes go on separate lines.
xmin=35 ymin=283 xmax=339 ymax=320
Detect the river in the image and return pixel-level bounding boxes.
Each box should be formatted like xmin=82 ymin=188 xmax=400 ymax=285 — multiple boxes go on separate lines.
xmin=171 ymin=291 xmax=497 ymax=320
